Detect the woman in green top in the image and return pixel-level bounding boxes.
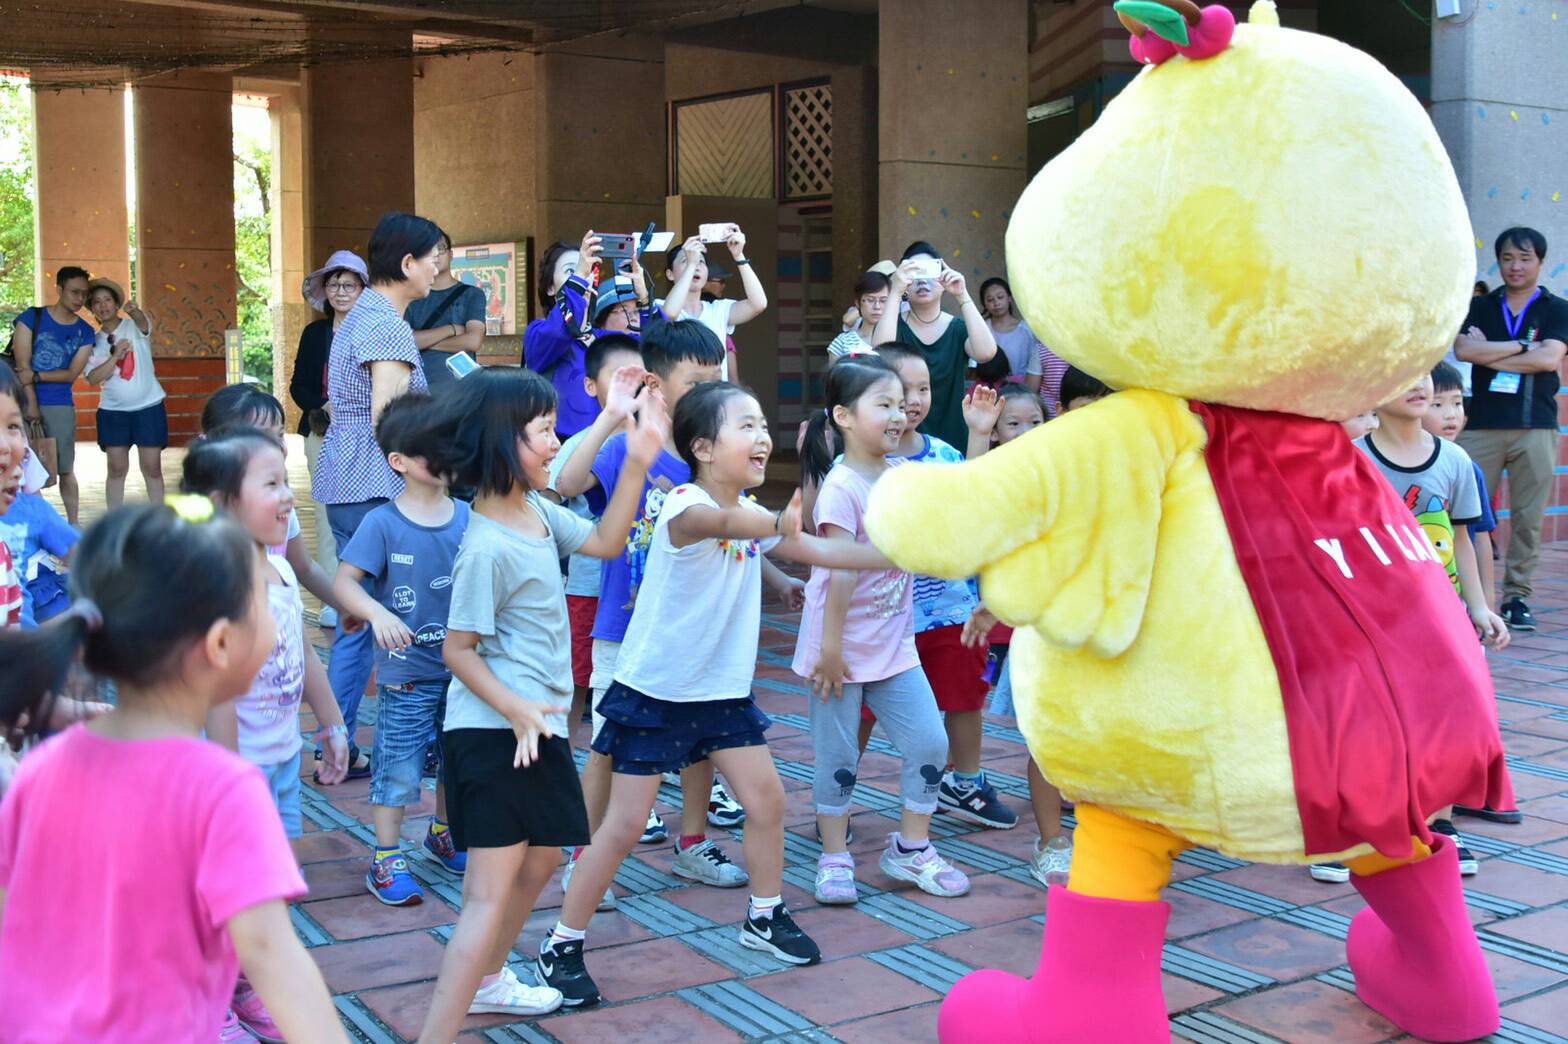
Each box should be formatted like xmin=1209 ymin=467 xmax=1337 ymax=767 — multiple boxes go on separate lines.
xmin=871 ymin=241 xmax=998 ymax=452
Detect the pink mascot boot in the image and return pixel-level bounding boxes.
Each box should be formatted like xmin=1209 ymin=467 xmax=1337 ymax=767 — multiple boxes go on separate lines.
xmin=1347 ymin=836 xmax=1499 ymax=1041
xmin=939 ymin=886 xmax=1171 ymax=1043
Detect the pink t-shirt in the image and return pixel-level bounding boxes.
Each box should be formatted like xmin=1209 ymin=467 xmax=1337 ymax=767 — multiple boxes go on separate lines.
xmin=237 ymin=555 xmax=307 ymax=766
xmin=792 ymin=462 xmax=918 ymax=684
xmin=0 ymin=726 xmax=306 ymax=1042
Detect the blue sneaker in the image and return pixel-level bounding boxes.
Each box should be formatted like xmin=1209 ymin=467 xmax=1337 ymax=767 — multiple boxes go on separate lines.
xmin=423 ymin=826 xmax=467 ymax=874
xmin=366 ymin=852 xmax=424 ymax=906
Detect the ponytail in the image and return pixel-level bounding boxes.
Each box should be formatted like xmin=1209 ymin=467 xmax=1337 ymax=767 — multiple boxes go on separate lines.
xmin=0 ymin=615 xmax=88 ymax=742
xmin=799 ymin=410 xmax=838 ymax=486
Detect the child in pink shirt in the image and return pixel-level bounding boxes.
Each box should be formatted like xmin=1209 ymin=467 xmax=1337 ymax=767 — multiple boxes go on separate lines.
xmin=0 ymin=499 xmax=344 ymax=1043
xmin=794 ymin=356 xmax=969 ymax=905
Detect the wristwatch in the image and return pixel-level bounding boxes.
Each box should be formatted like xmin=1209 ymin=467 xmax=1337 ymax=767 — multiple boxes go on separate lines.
xmin=734 ymin=257 xmax=752 ymax=267
xmin=1518 ymin=339 xmax=1531 ymax=354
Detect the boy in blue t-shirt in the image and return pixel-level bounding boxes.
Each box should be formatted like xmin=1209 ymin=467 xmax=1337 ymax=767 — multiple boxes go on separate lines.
xmin=1428 ymin=361 xmax=1523 ymax=828
xmin=0 ymin=491 xmax=79 ymax=627
xmin=333 ymin=394 xmax=471 ymax=906
xmin=554 ymin=320 xmax=791 ymax=890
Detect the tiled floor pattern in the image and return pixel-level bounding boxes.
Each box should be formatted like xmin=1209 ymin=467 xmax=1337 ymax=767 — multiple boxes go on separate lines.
xmin=40 ymin=442 xmax=1568 ymax=1042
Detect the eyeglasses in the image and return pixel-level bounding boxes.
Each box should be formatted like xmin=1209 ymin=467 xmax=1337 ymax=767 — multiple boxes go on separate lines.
xmin=325 ymin=281 xmax=361 ymax=293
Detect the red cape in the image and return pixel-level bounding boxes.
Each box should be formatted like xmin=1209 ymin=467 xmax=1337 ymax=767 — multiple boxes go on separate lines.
xmin=1191 ymin=403 xmax=1513 ymax=858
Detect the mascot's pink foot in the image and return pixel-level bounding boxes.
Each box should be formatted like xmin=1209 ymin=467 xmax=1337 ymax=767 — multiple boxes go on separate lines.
xmin=1347 ymin=836 xmax=1499 ymax=1042
xmin=938 ymin=886 xmax=1170 ymax=1044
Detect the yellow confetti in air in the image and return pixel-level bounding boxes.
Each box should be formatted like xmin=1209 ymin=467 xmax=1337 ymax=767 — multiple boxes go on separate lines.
xmin=163 ymin=283 xmax=177 ymax=292
xmin=908 ymin=206 xmax=918 ymax=216
xmin=991 ymin=154 xmax=1001 ymax=161
xmin=953 ymin=249 xmax=961 ymax=257
xmin=1510 ymin=110 xmax=1520 ymax=121
xmin=947 ymin=68 xmax=955 ymax=76
xmin=971 ymin=210 xmax=982 ymax=219
xmin=602 ymin=192 xmax=611 ymax=199
xmin=1475 ymin=238 xmax=1484 ymax=249
xmin=1553 ymin=191 xmax=1562 ymax=202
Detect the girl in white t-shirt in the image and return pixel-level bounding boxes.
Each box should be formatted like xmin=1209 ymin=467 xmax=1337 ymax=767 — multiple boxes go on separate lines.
xmin=546 ymin=380 xmax=895 ymax=1005
xmin=85 ymin=279 xmax=167 ymax=510
xmin=660 ymin=228 xmax=768 ymax=381
xmin=178 ymin=428 xmax=350 ymax=1041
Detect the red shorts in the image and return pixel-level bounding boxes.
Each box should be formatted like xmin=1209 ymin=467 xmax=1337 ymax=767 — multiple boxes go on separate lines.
xmin=863 ymin=624 xmax=989 ymax=721
xmin=566 ymin=595 xmax=597 ymax=689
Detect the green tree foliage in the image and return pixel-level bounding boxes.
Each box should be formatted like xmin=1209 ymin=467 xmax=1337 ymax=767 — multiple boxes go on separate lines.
xmin=0 ymin=78 xmax=36 ymax=319
xmin=233 ymin=112 xmax=274 ymax=389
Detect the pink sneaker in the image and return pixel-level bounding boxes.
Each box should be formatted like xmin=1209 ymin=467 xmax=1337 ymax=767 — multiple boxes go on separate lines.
xmin=231 ymin=979 xmax=284 ymax=1043
xmin=879 ymin=834 xmax=970 ymax=897
xmin=217 ymin=1009 xmax=259 ymax=1043
xmin=814 ymin=851 xmax=859 ymax=905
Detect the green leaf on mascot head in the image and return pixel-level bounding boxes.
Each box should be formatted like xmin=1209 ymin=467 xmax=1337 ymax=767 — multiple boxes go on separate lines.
xmin=1113 ymin=1 xmax=1192 ymax=46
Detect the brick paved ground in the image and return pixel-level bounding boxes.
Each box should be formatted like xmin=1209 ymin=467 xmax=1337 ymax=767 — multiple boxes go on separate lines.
xmin=48 ymin=442 xmax=1568 ymax=1042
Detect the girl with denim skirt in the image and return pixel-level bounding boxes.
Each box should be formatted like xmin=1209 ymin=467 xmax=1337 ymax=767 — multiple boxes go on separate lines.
xmin=541 ymin=380 xmax=898 ymax=1007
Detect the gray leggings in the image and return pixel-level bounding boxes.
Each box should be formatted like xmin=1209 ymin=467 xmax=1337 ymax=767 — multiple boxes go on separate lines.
xmin=810 ymin=666 xmax=948 ymax=816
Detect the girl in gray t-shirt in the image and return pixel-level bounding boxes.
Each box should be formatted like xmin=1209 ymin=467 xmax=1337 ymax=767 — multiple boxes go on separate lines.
xmin=413 ymin=365 xmax=665 ymax=1037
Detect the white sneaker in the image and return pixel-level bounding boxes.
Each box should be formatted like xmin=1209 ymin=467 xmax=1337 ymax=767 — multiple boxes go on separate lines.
xmin=672 ymin=838 xmax=749 ymax=887
xmin=1309 ymin=862 xmax=1351 ymax=884
xmin=1028 ymin=836 xmax=1073 ymax=888
xmin=878 ymin=834 xmax=970 ymax=897
xmin=708 ymin=780 xmax=746 ymax=828
xmin=469 ymin=965 xmax=563 ymax=1016
xmin=561 ymin=855 xmax=616 ymax=911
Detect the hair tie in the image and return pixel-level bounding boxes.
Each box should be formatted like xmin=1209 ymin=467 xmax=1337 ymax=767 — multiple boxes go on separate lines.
xmin=165 ymin=493 xmax=216 ymax=523
xmin=65 ymin=599 xmax=103 ymax=634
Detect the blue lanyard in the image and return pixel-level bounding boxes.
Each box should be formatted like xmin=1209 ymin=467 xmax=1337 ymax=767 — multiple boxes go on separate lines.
xmin=1501 ymin=289 xmax=1542 ymax=339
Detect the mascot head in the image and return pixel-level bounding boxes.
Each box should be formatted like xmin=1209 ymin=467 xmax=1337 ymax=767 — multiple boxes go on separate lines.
xmin=1006 ymin=0 xmax=1474 ymax=420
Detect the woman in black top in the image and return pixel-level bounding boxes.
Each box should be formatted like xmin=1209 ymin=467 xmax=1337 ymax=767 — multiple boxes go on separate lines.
xmin=290 ymin=249 xmax=368 ymax=609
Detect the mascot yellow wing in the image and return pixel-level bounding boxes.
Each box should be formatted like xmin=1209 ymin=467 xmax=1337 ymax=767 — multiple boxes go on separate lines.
xmin=866 ymin=389 xmax=1202 ymax=658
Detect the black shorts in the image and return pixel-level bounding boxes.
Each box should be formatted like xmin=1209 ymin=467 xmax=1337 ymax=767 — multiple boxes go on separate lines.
xmin=96 ymin=402 xmax=169 ymax=450
xmin=441 ymin=730 xmax=589 ymax=851
xmin=590 ymin=681 xmax=771 ymax=776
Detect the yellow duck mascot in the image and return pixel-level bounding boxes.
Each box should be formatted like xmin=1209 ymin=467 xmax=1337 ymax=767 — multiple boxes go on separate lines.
xmin=864 ymin=3 xmax=1513 ymax=1041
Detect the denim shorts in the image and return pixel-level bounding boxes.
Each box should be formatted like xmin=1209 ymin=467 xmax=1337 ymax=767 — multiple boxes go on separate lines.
xmin=371 ymin=679 xmax=448 ymax=808
xmin=261 ymin=750 xmax=303 ymax=839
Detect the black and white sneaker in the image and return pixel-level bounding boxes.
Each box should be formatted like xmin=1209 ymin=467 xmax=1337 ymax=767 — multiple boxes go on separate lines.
xmin=708 ymin=780 xmax=747 ymax=828
xmin=738 ymin=903 xmax=821 ymax=966
xmin=937 ymin=776 xmax=1019 ymax=829
xmin=1309 ymin=862 xmax=1350 ymax=883
xmin=1431 ymin=818 xmax=1479 ymax=877
xmin=1501 ymin=598 xmax=1537 ymax=631
xmin=535 ymin=938 xmax=600 ymax=1007
xmin=1453 ymin=803 xmax=1524 ymax=825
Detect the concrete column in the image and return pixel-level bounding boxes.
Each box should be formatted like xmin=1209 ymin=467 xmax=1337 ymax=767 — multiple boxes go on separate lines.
xmin=1431 ymin=6 xmax=1568 ymax=296
xmin=301 ymin=40 xmax=415 ymax=272
xmin=878 ymin=0 xmax=1028 ymax=288
xmin=830 ymin=64 xmax=878 ymax=304
xmin=31 ymin=83 xmax=131 ymax=297
xmin=133 ymin=71 xmax=235 ymax=441
xmin=269 ymin=86 xmax=311 ymax=427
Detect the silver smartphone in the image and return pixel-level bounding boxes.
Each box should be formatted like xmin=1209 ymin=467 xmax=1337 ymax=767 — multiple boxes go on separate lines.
xmin=446 ymin=351 xmax=480 ymax=379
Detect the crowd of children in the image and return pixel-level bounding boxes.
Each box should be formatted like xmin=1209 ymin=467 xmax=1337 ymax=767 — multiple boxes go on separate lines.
xmin=0 ymin=220 xmax=1536 ymax=1041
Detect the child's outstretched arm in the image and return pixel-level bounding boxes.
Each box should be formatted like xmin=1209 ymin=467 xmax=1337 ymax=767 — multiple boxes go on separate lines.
xmin=963 ymin=385 xmax=1001 ymax=460
xmin=554 ymin=364 xmax=648 ymax=499
xmin=229 ymin=899 xmax=347 ymax=1044
xmin=287 ymin=534 xmax=355 ymax=626
xmin=331 ymin=562 xmax=413 ymax=652
xmin=577 ymin=389 xmax=667 ymax=559
xmin=301 ymin=651 xmax=349 ymax=784
xmin=1454 ymin=534 xmax=1508 ymax=649
xmin=1473 ymin=531 xmax=1497 ymax=611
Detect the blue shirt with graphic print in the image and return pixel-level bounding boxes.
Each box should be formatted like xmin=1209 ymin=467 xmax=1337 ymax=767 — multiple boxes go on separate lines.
xmin=340 ymin=499 xmax=470 ymax=685
xmin=589 ymin=432 xmax=691 ymax=643
xmin=15 ymin=308 xmax=96 ymax=407
xmin=896 ymin=435 xmax=981 ymax=632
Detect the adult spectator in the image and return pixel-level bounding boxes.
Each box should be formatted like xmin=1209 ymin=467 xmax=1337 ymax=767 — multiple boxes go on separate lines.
xmin=311 ymin=212 xmax=439 ymax=757
xmin=405 ymin=230 xmax=487 ymax=393
xmin=871 ymin=240 xmax=998 ymax=451
xmin=84 ymin=278 xmax=165 ymax=509
xmin=292 ymin=249 xmax=368 ymax=594
xmin=978 ymin=276 xmax=1070 ymax=415
xmin=1455 ymin=226 xmax=1568 ymax=631
xmin=10 ymin=267 xmax=96 ymax=524
xmin=827 ymin=271 xmax=891 ymax=359
xmin=661 ymin=226 xmax=767 ymax=381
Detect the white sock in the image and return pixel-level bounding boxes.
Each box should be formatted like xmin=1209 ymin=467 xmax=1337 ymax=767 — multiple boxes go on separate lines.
xmin=547 ymin=921 xmax=586 ymax=948
xmin=748 ymin=894 xmax=782 ymax=920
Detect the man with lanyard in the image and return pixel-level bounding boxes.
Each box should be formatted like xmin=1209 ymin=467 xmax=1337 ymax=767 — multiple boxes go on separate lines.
xmin=405 ymin=230 xmax=487 ymax=392
xmin=1455 ymin=226 xmax=1568 ymax=631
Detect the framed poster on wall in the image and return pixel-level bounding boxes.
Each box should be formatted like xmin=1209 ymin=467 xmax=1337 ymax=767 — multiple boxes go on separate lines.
xmin=450 ymin=239 xmax=532 ymax=335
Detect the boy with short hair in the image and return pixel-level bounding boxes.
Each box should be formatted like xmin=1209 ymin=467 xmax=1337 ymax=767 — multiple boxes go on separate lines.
xmin=0 ymin=489 xmax=78 ymax=627
xmin=1426 ymin=361 xmax=1524 ymax=828
xmin=332 ymin=393 xmax=472 ymax=906
xmin=1320 ymin=374 xmax=1508 ymax=881
xmin=875 ymin=343 xmax=1016 ymax=829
